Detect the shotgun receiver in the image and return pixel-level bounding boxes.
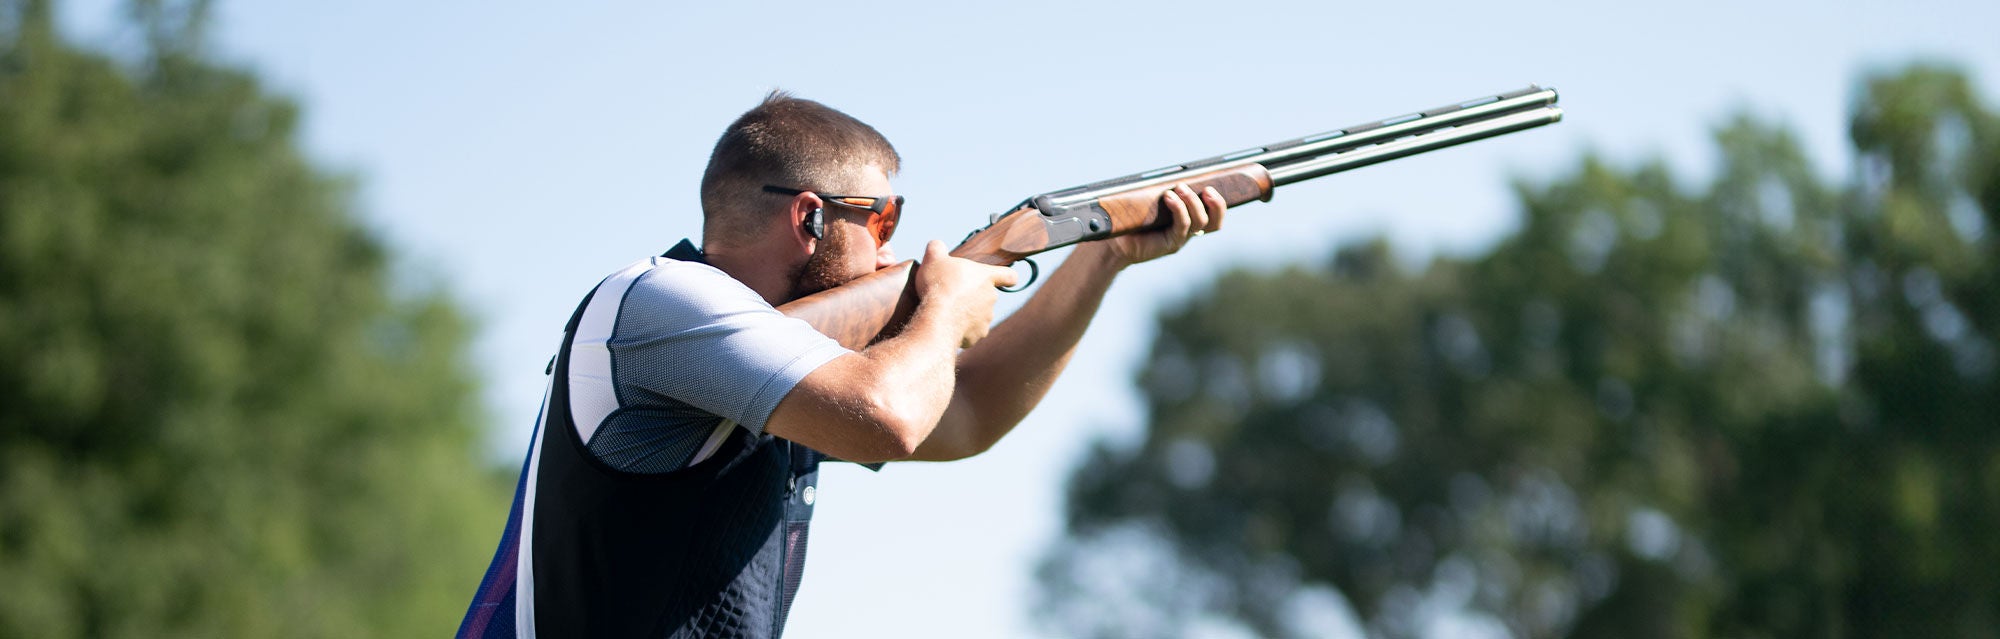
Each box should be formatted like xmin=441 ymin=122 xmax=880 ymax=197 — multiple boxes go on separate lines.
xmin=780 ymin=86 xmax=1564 ymax=349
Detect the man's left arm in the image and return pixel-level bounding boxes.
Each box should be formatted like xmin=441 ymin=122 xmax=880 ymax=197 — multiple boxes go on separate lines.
xmin=905 ymin=183 xmax=1226 ymax=461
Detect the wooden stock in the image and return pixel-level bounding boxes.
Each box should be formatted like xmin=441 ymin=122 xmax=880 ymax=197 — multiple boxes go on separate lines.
xmin=781 ymin=164 xmax=1275 ymax=348
xmin=776 ymin=261 xmax=919 ymax=350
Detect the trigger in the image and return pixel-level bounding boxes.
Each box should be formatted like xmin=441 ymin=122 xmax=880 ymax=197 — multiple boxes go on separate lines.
xmin=997 ymin=258 xmax=1039 ymax=293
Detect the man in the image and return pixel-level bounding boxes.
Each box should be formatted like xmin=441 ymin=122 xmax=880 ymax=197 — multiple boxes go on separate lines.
xmin=457 ymin=92 xmax=1225 ymax=638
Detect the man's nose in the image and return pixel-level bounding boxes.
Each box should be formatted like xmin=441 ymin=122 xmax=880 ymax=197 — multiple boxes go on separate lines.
xmin=874 ymin=243 xmax=898 ymax=270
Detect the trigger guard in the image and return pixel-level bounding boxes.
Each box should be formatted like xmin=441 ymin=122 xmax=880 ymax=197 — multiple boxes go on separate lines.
xmin=997 ymin=258 xmax=1039 ymax=293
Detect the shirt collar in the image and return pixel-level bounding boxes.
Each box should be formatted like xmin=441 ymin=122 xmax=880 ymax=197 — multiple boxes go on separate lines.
xmin=662 ymin=239 xmax=707 ymax=264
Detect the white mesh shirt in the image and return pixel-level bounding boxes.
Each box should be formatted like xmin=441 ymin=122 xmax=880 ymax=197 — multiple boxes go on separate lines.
xmin=564 ymin=250 xmax=850 ymax=474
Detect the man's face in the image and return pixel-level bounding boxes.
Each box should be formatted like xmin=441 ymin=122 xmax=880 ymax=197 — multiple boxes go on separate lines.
xmin=787 ymin=165 xmax=898 ymax=300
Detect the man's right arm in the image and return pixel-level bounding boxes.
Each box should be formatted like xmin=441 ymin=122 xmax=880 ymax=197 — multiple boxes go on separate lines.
xmin=762 ymin=241 xmax=1016 ymax=463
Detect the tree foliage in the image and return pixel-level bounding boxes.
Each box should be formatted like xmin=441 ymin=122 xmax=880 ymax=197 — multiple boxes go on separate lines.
xmin=1041 ymin=64 xmax=2000 ymax=638
xmin=0 ymin=2 xmax=505 ymax=636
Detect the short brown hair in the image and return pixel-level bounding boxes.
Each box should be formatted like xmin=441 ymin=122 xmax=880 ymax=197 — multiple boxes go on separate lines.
xmin=699 ymin=91 xmax=901 ymax=243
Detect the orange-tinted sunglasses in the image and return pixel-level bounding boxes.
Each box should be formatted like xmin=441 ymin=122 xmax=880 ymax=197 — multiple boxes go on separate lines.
xmin=763 ymin=185 xmax=902 ymax=245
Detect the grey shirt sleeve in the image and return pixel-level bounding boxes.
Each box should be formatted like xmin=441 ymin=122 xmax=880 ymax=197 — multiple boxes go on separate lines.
xmin=607 ymin=262 xmax=850 ymax=433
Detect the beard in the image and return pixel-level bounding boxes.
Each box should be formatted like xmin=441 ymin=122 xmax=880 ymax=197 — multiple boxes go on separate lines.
xmin=788 ymin=226 xmax=856 ymax=301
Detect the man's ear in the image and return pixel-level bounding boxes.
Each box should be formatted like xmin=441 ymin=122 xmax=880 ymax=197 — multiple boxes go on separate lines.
xmin=788 ymin=191 xmax=823 ymax=253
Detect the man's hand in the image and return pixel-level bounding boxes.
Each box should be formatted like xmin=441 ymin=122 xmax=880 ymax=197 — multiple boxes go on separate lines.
xmin=913 ymin=240 xmax=1019 ymax=348
xmin=1098 ymin=183 xmax=1229 ymax=268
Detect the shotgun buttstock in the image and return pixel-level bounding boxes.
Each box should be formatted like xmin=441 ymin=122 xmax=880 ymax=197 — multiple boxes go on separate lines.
xmin=779 ymin=261 xmax=919 ymax=350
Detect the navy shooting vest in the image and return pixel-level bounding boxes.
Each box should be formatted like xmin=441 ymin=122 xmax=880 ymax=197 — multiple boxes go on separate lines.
xmin=458 ymin=242 xmax=823 ymax=638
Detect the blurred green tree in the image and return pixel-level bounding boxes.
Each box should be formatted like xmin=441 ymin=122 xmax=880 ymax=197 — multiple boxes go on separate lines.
xmin=0 ymin=1 xmax=506 ymax=636
xmin=1040 ymin=64 xmax=1999 ymax=638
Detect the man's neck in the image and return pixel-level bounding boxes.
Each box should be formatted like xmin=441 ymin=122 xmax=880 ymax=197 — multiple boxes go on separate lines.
xmin=701 ymin=243 xmax=795 ymax=308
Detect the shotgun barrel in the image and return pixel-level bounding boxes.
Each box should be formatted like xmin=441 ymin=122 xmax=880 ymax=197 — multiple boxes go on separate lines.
xmin=1042 ymin=86 xmax=1560 ymax=204
xmin=1268 ymin=98 xmax=1564 ymax=186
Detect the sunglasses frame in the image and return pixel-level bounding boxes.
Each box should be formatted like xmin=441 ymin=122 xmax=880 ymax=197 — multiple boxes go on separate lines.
xmin=763 ymin=185 xmax=902 ymax=245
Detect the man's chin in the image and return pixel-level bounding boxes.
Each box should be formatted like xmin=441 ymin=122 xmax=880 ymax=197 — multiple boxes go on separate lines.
xmin=787 ymin=237 xmax=870 ymax=302
xmin=788 ymin=272 xmax=863 ymax=302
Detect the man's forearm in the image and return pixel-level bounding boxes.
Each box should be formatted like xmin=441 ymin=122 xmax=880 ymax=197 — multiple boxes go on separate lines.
xmin=916 ymin=243 xmax=1127 ymax=458
xmin=766 ymin=288 xmax=975 ymax=463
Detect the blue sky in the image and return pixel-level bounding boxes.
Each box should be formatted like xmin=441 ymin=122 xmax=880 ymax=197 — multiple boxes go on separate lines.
xmin=60 ymin=1 xmax=2000 ymax=636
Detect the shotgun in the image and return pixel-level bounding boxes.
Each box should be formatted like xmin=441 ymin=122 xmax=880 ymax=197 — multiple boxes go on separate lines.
xmin=780 ymin=86 xmax=1564 ymax=349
